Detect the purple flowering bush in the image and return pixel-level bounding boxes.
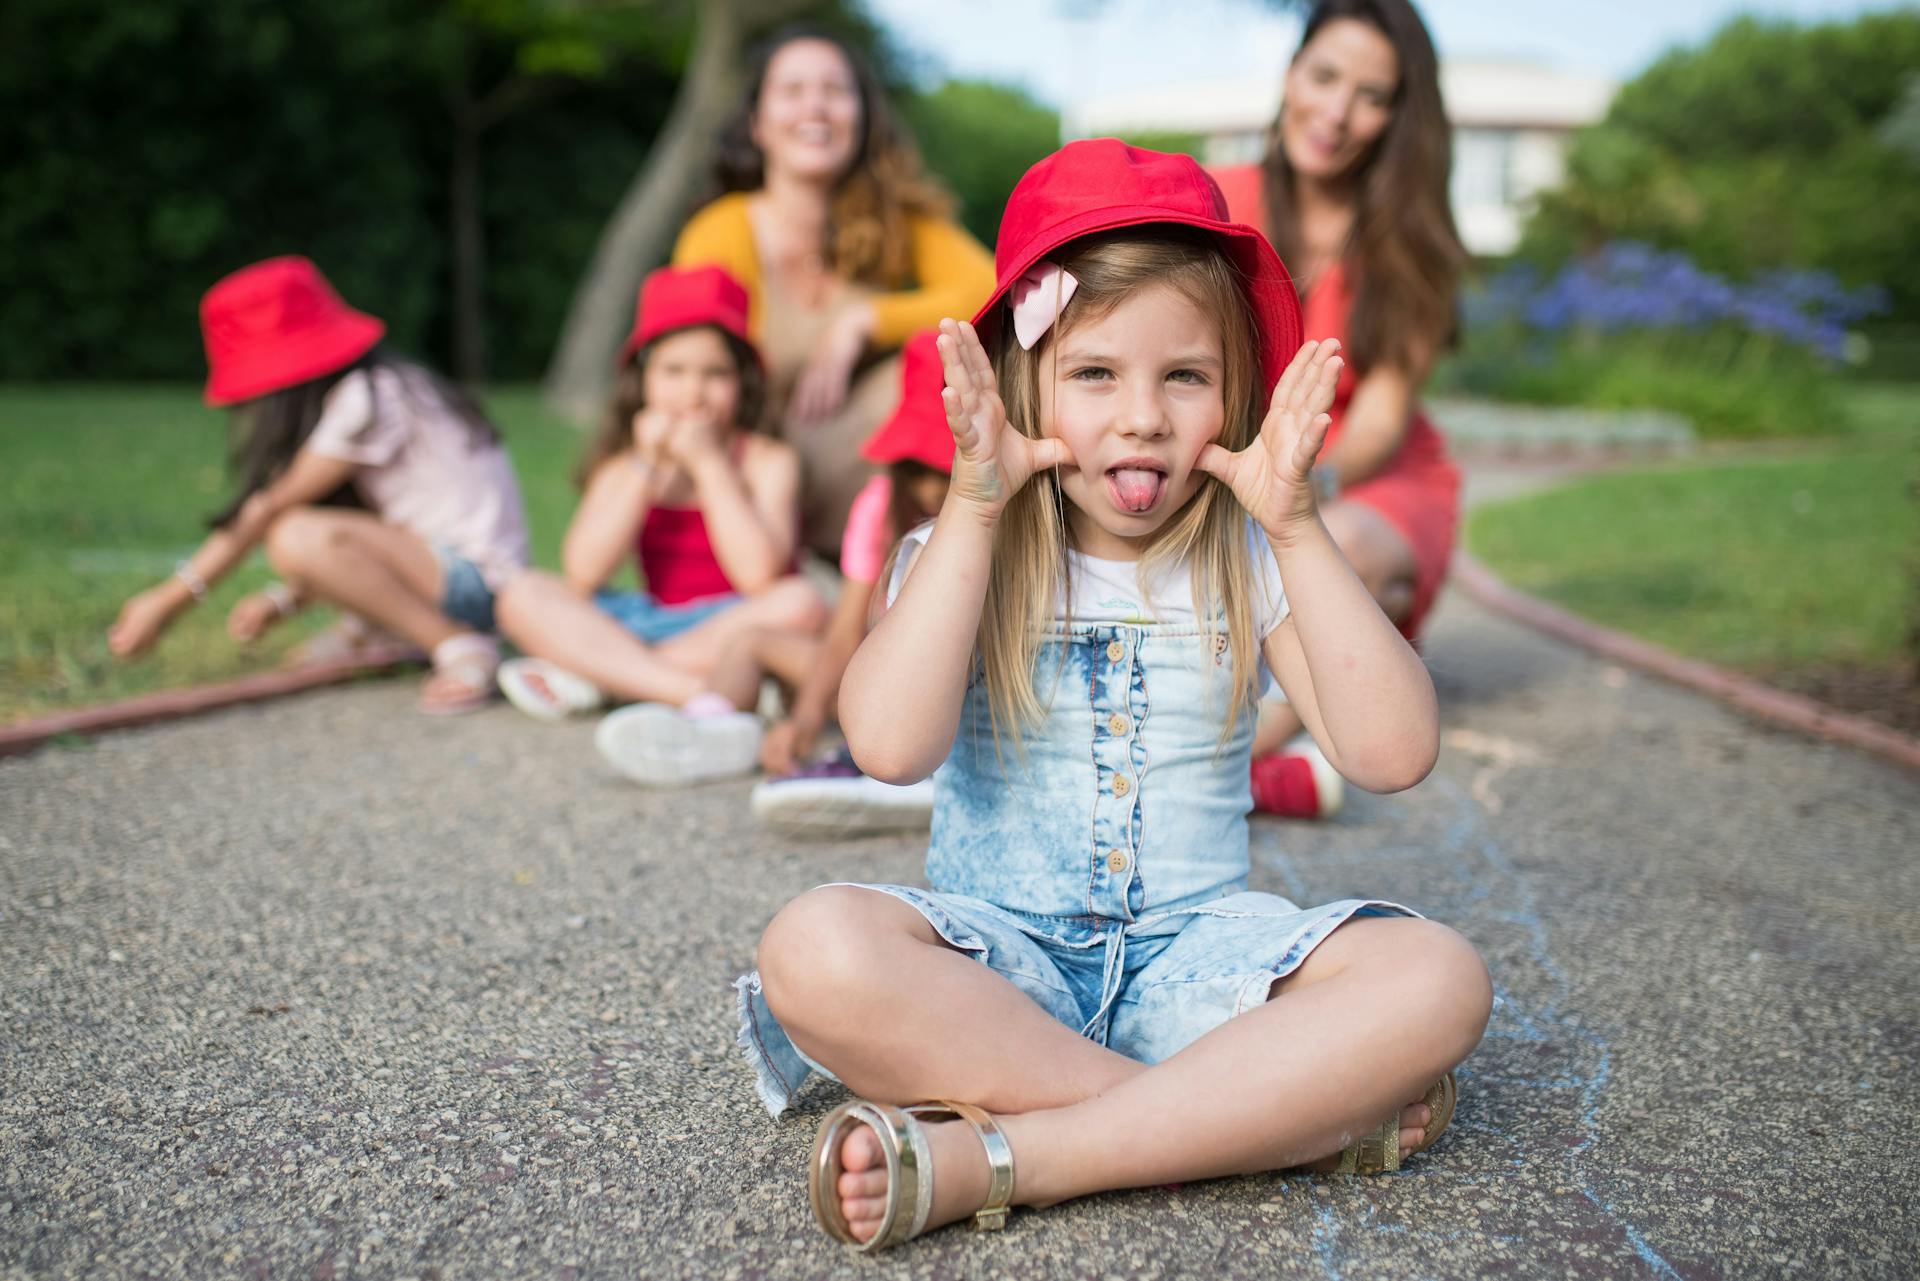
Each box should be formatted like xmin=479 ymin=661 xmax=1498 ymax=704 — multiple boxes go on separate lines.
xmin=1446 ymin=242 xmax=1890 ymax=437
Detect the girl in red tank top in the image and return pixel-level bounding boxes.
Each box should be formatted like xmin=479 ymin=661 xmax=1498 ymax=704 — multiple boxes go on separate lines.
xmin=492 ymin=267 xmax=826 ymax=783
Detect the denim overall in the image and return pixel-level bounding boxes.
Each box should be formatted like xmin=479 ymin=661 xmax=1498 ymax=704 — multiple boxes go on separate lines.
xmin=736 ymin=619 xmax=1410 ymax=1117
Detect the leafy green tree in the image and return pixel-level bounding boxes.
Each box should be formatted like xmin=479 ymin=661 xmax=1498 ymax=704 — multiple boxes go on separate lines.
xmin=1522 ymin=12 xmax=1920 ymax=323
xmin=902 ymin=80 xmax=1060 ymax=249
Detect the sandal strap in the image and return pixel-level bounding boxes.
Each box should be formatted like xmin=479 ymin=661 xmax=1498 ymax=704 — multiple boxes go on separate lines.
xmin=429 ymin=633 xmax=500 ymax=690
xmin=1423 ymin=1071 xmax=1458 ymax=1150
xmin=914 ymin=1101 xmax=1016 ymax=1232
xmin=1336 ymin=1071 xmax=1459 ymax=1175
xmin=1335 ymin=1115 xmax=1400 ymax=1175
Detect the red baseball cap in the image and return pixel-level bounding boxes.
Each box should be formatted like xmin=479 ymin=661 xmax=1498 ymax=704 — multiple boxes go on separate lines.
xmin=972 ymin=139 xmax=1303 ymax=393
xmin=199 ymin=256 xmax=386 ymax=406
xmin=860 ymin=332 xmax=953 ymax=474
xmin=618 ymin=265 xmax=758 ymax=369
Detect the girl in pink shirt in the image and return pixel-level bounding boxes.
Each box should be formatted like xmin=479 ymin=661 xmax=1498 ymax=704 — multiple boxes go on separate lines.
xmin=494 ymin=267 xmax=825 ymax=782
xmin=108 ymin=256 xmax=530 ymax=714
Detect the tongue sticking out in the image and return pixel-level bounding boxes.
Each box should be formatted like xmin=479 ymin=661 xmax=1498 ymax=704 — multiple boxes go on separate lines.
xmin=1109 ymin=468 xmax=1165 ymax=514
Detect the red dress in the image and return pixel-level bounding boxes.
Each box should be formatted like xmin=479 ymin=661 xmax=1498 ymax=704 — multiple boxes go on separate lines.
xmin=1213 ymin=166 xmax=1460 ymax=639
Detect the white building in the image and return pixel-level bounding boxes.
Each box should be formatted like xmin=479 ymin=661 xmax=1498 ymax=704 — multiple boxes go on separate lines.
xmin=1061 ymin=59 xmax=1616 ymax=257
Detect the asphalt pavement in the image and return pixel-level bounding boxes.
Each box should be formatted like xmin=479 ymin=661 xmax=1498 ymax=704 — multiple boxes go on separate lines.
xmin=3 ymin=581 xmax=1915 ymax=1279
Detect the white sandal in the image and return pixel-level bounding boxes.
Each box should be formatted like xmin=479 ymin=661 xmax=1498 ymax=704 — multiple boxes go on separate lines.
xmin=808 ymin=1099 xmax=1016 ymax=1252
xmin=419 ymin=634 xmax=500 ymax=716
xmin=497 ymin=658 xmax=604 ymax=721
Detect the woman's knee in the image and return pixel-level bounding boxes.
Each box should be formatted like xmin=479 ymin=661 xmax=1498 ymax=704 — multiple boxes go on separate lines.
xmin=756 ymin=886 xmax=898 ymax=1024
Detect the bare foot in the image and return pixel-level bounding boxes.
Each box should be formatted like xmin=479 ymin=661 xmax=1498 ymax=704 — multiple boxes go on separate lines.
xmin=832 ymin=1114 xmax=993 ymax=1244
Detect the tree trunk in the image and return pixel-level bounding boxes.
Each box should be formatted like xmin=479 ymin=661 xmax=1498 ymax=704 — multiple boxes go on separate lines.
xmin=449 ymin=98 xmax=489 ymax=385
xmin=541 ymin=0 xmax=764 ymax=421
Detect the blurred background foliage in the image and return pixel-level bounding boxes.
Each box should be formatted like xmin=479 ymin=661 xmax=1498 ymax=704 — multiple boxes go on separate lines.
xmin=0 ymin=0 xmax=1059 ymax=385
xmin=1449 ymin=9 xmax=1920 ymax=435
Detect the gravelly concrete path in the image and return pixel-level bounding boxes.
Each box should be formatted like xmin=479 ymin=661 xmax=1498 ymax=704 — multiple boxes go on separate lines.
xmin=3 ymin=582 xmax=1916 ymax=1279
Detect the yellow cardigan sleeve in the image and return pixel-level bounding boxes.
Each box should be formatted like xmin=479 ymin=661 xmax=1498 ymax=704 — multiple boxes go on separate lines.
xmin=670 ymin=196 xmax=767 ymax=334
xmin=867 ymin=216 xmax=998 ymax=347
xmin=671 ymin=198 xmax=995 ymax=348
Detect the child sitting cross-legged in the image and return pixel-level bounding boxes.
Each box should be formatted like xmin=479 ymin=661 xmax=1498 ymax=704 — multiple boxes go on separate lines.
xmin=494 ymin=266 xmax=824 ymax=782
xmin=735 ymin=141 xmax=1492 ymax=1252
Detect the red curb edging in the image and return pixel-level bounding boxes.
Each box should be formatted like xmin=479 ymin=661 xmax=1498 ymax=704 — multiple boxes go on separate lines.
xmin=1451 ymin=552 xmax=1920 ymax=773
xmin=0 ymin=644 xmax=421 ymax=759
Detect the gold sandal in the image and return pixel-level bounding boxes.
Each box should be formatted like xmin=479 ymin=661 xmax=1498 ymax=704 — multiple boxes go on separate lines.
xmin=1335 ymin=1071 xmax=1457 ymax=1175
xmin=808 ymin=1099 xmax=1016 ymax=1252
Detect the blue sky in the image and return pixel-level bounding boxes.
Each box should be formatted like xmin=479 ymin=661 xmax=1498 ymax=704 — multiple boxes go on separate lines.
xmin=867 ymin=0 xmax=1908 ymax=103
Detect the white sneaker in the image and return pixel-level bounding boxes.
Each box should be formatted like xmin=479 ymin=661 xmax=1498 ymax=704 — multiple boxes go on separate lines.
xmin=751 ymin=758 xmax=936 ymax=834
xmin=593 ymin=703 xmax=762 ymax=786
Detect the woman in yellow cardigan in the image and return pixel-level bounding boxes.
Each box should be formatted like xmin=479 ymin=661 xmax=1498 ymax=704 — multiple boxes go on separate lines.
xmin=673 ymin=26 xmax=994 ymax=558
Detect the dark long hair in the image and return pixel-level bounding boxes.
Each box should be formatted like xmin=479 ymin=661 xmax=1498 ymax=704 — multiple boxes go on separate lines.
xmin=574 ymin=327 xmax=767 ymax=490
xmin=1261 ymin=0 xmax=1466 ymax=372
xmin=885 ymin=459 xmax=945 ymax=547
xmin=712 ymin=25 xmax=953 ymax=288
xmin=208 ymin=348 xmax=498 ymax=528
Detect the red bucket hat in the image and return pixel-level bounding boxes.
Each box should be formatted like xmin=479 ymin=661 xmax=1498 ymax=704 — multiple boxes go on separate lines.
xmin=860 ymin=331 xmax=953 ymax=474
xmin=972 ymin=139 xmax=1303 ymax=393
xmin=199 ymin=256 xmax=386 ymax=407
xmin=618 ymin=265 xmax=758 ymax=369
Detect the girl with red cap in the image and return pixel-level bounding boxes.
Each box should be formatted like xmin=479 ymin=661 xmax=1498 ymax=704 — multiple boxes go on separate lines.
xmin=734 ymin=140 xmax=1490 ymax=1251
xmin=107 ymin=256 xmax=529 ymax=714
xmin=492 ymin=266 xmax=824 ymax=784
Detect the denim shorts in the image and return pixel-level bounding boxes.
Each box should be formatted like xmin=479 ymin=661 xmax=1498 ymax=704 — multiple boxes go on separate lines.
xmin=735 ymin=884 xmax=1413 ymax=1117
xmin=434 ymin=547 xmax=497 ymax=633
xmin=593 ymin=589 xmax=740 ymax=644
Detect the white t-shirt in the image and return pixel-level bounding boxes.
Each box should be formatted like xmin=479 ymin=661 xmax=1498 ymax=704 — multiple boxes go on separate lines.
xmin=890 ymin=518 xmax=1292 ymax=676
xmin=305 ymin=367 xmax=530 ymax=589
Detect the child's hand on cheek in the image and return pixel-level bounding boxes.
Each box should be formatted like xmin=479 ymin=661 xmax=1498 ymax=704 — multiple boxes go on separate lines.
xmin=663 ymin=407 xmax=726 ymax=466
xmin=937 ymin=319 xmax=1074 ymax=523
xmin=631 ymin=408 xmax=676 ymax=468
xmin=1196 ymin=339 xmax=1342 ymax=544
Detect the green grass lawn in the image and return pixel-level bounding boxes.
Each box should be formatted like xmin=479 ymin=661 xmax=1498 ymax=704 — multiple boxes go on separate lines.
xmin=7 ymin=380 xmax=1917 ymax=726
xmin=0 ymin=384 xmax=592 ymax=723
xmin=1467 ymin=440 xmax=1916 ymax=679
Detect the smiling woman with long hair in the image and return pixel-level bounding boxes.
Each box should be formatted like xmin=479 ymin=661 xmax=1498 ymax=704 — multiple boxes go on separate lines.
xmin=1212 ymin=0 xmax=1468 ymax=820
xmin=672 ymin=27 xmax=995 ymax=560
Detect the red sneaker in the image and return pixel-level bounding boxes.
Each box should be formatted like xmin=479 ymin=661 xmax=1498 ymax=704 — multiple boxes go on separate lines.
xmin=1250 ymin=745 xmax=1345 ymax=819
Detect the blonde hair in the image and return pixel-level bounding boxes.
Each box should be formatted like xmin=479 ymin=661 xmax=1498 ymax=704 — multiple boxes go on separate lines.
xmin=978 ymin=228 xmax=1270 ymax=752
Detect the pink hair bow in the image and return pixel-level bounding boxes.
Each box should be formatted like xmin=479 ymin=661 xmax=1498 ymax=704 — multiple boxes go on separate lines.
xmin=1009 ymin=261 xmax=1079 ymax=350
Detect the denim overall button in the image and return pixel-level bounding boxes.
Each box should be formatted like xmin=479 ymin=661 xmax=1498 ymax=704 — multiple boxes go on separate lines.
xmin=1112 ymin=775 xmax=1131 ymax=797
xmin=1106 ymin=640 xmax=1125 ymax=663
xmin=1107 ymin=713 xmax=1129 ymax=735
xmin=1106 ymin=848 xmax=1129 ymax=873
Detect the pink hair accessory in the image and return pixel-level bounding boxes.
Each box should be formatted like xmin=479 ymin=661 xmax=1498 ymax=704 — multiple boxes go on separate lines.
xmin=1009 ymin=261 xmax=1079 ymax=350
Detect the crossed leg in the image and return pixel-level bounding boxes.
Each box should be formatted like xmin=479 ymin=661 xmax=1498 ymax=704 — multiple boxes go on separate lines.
xmin=757 ymin=886 xmax=1493 ymax=1242
xmin=495 ymin=571 xmax=826 ymax=708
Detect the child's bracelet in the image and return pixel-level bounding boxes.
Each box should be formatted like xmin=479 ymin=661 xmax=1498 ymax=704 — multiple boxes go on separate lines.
xmin=263 ymin=581 xmax=299 ymax=619
xmin=173 ymin=562 xmax=210 ymax=603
